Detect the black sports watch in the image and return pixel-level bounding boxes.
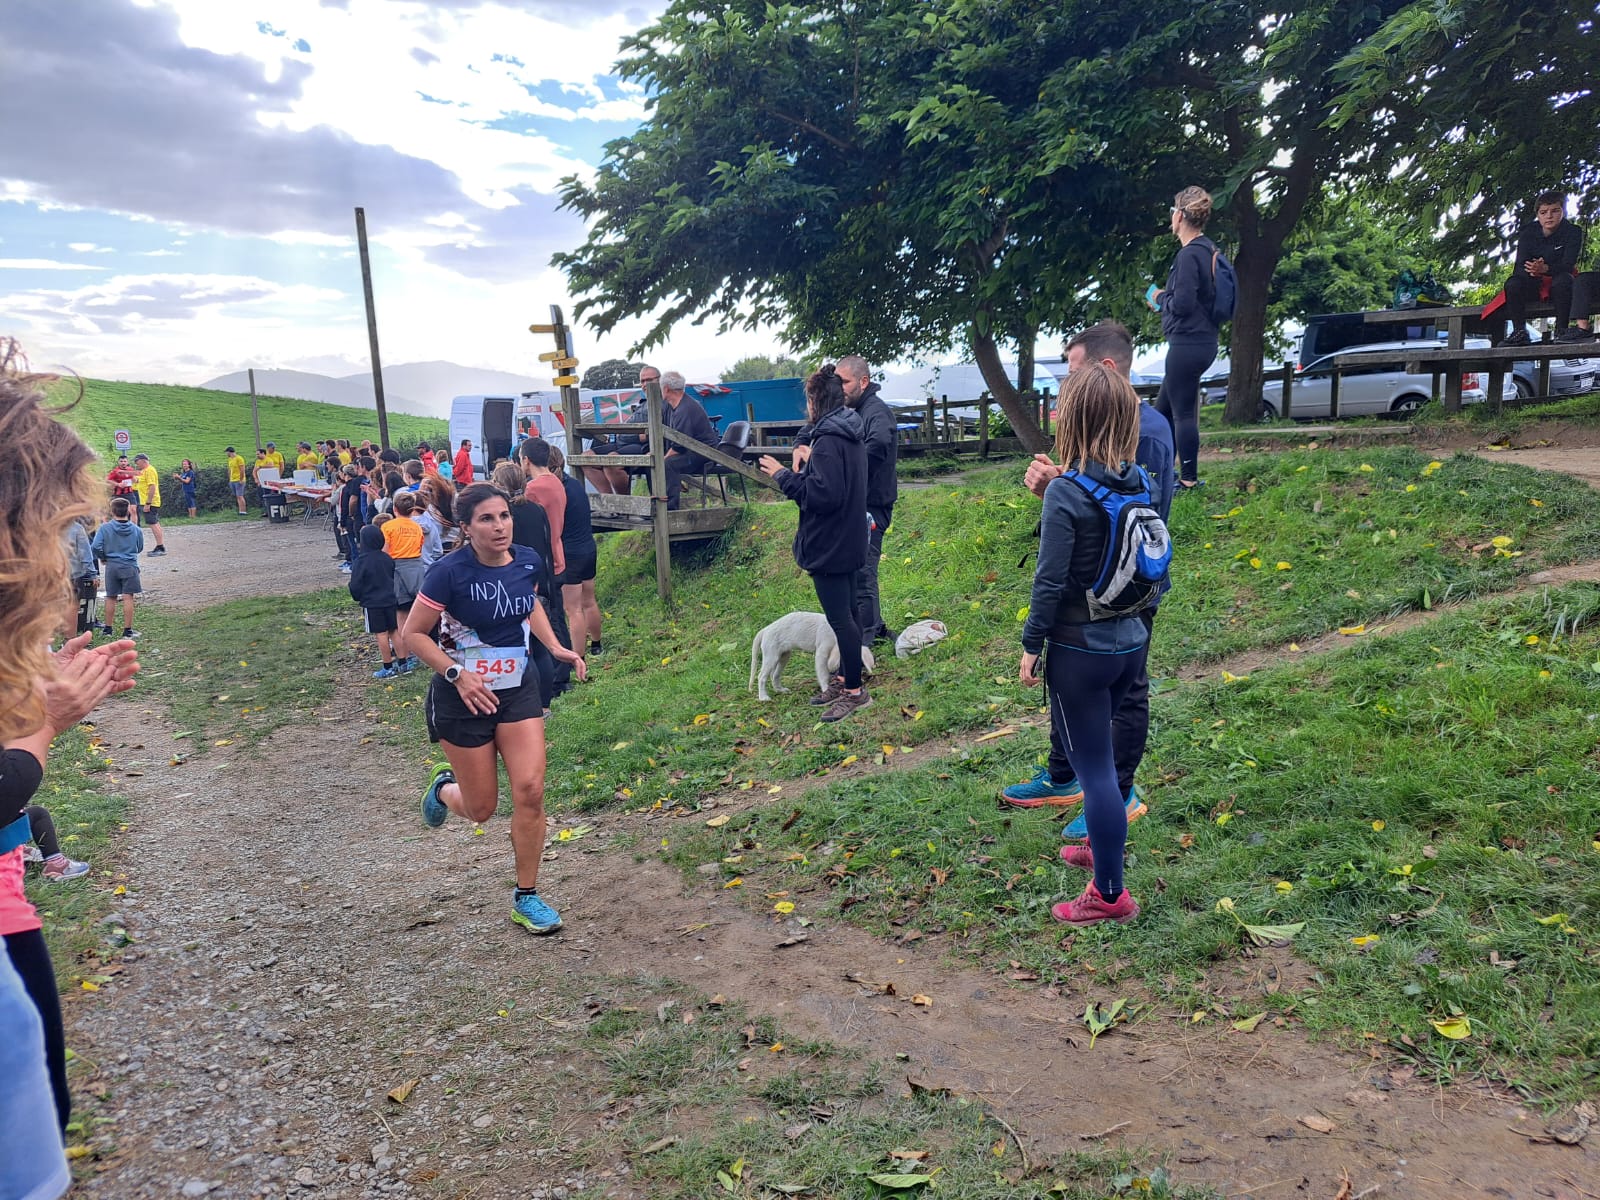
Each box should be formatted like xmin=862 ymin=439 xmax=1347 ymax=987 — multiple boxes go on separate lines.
xmin=443 ymin=664 xmax=463 ymax=684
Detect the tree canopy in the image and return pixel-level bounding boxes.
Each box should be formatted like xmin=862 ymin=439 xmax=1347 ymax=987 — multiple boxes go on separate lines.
xmin=721 ymin=354 xmax=810 ymax=383
xmin=555 ymin=0 xmax=1597 ymax=439
xmin=580 ymin=358 xmax=647 ymax=391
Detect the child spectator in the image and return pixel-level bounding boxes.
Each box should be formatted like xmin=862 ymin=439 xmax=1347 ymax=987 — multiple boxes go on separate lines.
xmin=91 ymin=497 xmax=145 ymax=639
xmin=172 ymin=459 xmax=198 ymax=518
xmin=348 ymin=526 xmax=404 ymax=677
xmin=338 ymin=464 xmax=363 ymax=574
xmin=19 ymin=807 xmax=89 ymax=882
xmin=385 ymin=492 xmax=426 ymax=671
xmin=416 ymin=441 xmax=439 ymax=476
xmin=401 ymin=459 xmax=425 ymax=492
xmin=66 ymin=519 xmax=98 ymax=639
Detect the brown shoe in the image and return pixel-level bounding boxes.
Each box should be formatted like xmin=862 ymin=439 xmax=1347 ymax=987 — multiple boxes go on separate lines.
xmin=808 ymin=678 xmax=846 ymax=706
xmin=820 ymin=687 xmax=872 ymax=723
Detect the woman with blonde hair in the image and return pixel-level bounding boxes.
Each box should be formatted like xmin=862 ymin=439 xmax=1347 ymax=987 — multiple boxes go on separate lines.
xmin=1019 ymin=363 xmax=1169 ymax=927
xmin=0 ymin=341 xmax=139 ymax=1192
xmin=1147 ymin=185 xmax=1223 ymax=490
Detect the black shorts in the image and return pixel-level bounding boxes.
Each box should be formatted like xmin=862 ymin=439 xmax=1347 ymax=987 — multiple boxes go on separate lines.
xmin=589 ymin=439 xmax=645 ymax=457
xmin=557 ymin=546 xmax=597 ymax=585
xmin=425 ymin=673 xmax=544 ymax=748
xmin=364 ymin=606 xmax=398 ymax=634
xmin=143 ymin=506 xmax=161 ymax=524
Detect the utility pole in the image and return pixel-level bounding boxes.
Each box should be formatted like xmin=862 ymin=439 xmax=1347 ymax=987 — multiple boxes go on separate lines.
xmin=354 ymin=206 xmax=391 ymax=449
xmin=248 ymin=367 xmax=260 ymax=451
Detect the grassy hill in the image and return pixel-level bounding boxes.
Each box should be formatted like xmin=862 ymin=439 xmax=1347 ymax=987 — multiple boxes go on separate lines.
xmin=50 ymin=377 xmax=449 ymax=467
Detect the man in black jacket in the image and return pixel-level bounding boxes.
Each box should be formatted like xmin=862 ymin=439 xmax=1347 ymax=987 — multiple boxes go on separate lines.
xmin=836 ymin=355 xmax=897 ymax=644
xmin=660 ymin=370 xmax=717 ymax=510
xmin=1502 ymin=191 xmax=1586 ymax=346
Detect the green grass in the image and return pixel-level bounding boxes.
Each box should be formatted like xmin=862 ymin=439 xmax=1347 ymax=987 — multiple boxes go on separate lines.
xmin=485 ymin=446 xmax=1598 ymax=815
xmin=579 ymin=976 xmax=1213 ymax=1199
xmin=50 ymin=377 xmax=448 ymax=469
xmin=131 ymin=590 xmax=359 ymax=748
xmin=660 ymin=584 xmax=1600 ymax=1102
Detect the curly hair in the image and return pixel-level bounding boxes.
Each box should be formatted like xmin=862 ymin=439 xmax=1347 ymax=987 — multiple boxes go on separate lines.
xmin=805 ymin=364 xmax=848 ymax=424
xmin=1173 ymin=185 xmax=1213 ymax=229
xmin=0 ymin=339 xmax=99 ymax=741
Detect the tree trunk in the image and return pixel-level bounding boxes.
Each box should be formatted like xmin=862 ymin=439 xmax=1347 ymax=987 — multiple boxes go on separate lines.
xmin=1222 ymin=231 xmax=1276 ymax=425
xmin=1015 ymin=329 xmax=1036 ymax=395
xmin=972 ymin=327 xmax=1050 ymax=452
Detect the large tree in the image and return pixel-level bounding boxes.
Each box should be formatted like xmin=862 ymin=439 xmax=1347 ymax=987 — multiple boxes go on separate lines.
xmin=556 ymin=0 xmax=1561 ymax=439
xmin=580 ymin=358 xmax=647 ymax=390
xmin=721 ymin=354 xmax=810 ymax=382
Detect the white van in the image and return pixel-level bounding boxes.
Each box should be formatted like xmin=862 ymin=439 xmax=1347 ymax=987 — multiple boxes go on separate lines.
xmin=451 ymin=389 xmax=642 ymax=474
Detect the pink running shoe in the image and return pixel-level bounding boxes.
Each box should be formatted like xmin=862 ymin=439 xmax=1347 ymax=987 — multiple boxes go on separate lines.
xmin=1059 ymin=844 xmax=1095 ymax=870
xmin=1051 ymin=881 xmax=1139 ymax=926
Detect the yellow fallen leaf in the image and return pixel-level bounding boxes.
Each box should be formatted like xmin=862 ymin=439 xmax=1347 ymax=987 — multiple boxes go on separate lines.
xmin=1524 ymin=634 xmax=1540 ymax=645
xmin=239 ymin=660 xmax=249 ymax=667
xmin=1534 ymin=912 xmax=1569 ymax=925
xmin=975 ymin=726 xmax=1018 ymax=742
xmin=773 ymin=901 xmax=795 ymax=914
xmin=723 ymin=877 xmax=743 ymax=889
xmin=1529 ymin=497 xmax=1544 ymax=507
xmin=1232 ymin=1012 xmax=1266 ymax=1033
xmin=1429 ymin=1015 xmax=1471 ymax=1040
xmin=769 ymin=1042 xmax=785 ymax=1052
xmin=388 ymin=1078 xmax=419 ymax=1104
xmin=910 ymin=994 xmax=933 ymax=1008
xmin=1338 ymin=624 xmax=1366 ymax=637
xmin=213 ymin=739 xmax=232 ymax=747
xmin=1404 ymin=484 xmax=1417 ymax=492
xmin=473 ymin=826 xmax=485 ymax=836
xmin=1421 ymin=460 xmax=1443 ymax=475
xmin=1221 ymin=670 xmax=1249 ymax=684
xmin=1358 ymin=463 xmax=1374 ymax=472
xmin=1371 ymin=819 xmax=1386 ymax=831
xmin=1215 ymin=812 xmax=1233 ymax=826
xmin=1491 ymin=535 xmax=1513 ymax=549
xmin=705 ymin=815 xmax=731 ymax=828
xmin=1275 ymin=561 xmax=1291 ymax=570
xmin=1274 ymin=881 xmax=1293 ymax=893
xmin=882 ymin=744 xmax=895 ymax=756
xmin=113 ymin=885 xmax=126 ymax=896
xmin=757 ymin=718 xmax=771 ymax=728
xmin=766 ymin=785 xmax=782 ymax=794
xmin=693 ymin=713 xmax=711 ymax=726
xmin=840 ymin=754 xmax=858 ymax=766
xmin=1289 ymin=642 xmax=1302 ymax=652
xmin=80 ymin=980 xmax=99 ymax=992
xmin=1191 ymin=1010 xmax=1206 ymax=1023
xmin=660 ymin=656 xmax=672 ymax=665
xmin=611 ymin=741 xmax=631 ymax=751
xmin=1350 ymin=934 xmax=1381 ymax=946
xmin=1249 ymin=557 xmax=1262 ymax=569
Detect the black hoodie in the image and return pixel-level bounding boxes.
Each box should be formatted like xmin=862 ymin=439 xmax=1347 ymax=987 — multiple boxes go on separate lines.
xmin=776 ymin=406 xmax=868 ymax=575
xmin=851 ymin=381 xmax=899 ymax=512
xmin=347 ymin=526 xmax=395 ymax=608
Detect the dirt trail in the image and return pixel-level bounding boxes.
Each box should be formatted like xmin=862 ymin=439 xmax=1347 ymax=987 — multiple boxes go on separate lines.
xmin=57 ymin=446 xmax=1600 ymax=1199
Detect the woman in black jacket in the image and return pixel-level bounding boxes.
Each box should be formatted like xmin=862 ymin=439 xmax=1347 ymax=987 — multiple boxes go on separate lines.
xmin=1149 ymin=185 xmax=1221 ymax=491
xmin=759 ymin=366 xmax=870 ymax=723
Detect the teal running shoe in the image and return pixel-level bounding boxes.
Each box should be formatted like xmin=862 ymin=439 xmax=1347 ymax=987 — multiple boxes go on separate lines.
xmin=511 ymin=889 xmax=563 ymax=935
xmin=420 ymin=762 xmax=453 ymax=828
xmin=999 ymin=766 xmax=1083 ymax=809
xmin=1062 ymin=785 xmax=1147 ymax=841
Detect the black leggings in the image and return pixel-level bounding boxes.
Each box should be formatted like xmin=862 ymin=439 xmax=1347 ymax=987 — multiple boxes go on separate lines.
xmin=810 ymin=570 xmax=863 ymax=689
xmin=25 ymin=806 xmax=60 ymax=858
xmin=5 ymin=929 xmax=68 ymax=1132
xmin=1154 ymin=339 xmax=1217 ymax=484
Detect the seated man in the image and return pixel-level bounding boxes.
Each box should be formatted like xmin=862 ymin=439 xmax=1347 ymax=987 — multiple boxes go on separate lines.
xmin=1502 ymin=190 xmax=1585 ymax=346
xmin=659 ymin=371 xmax=715 ymax=510
xmin=1563 ymin=270 xmax=1599 ymax=342
xmin=584 ymin=365 xmax=658 ymax=494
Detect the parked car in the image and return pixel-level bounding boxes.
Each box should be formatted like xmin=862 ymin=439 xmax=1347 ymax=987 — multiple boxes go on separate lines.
xmin=1258 ymin=339 xmax=1516 ymax=420
xmin=1299 ymin=309 xmax=1595 ymax=401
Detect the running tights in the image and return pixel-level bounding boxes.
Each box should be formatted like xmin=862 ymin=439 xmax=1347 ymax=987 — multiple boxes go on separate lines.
xmin=1045 ymin=643 xmax=1143 ymax=898
xmin=1154 ymin=339 xmax=1217 ymax=484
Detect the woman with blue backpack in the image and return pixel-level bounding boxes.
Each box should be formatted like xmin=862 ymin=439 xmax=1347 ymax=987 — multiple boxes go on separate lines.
xmin=1147 ymin=185 xmax=1232 ymax=491
xmin=1020 ymin=363 xmax=1171 ymax=927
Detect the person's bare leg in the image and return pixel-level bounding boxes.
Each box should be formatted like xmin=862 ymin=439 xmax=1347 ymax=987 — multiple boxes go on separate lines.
xmin=437 ymin=740 xmax=499 ymax=824
xmin=152 ymin=523 xmax=165 ymax=550
xmin=496 ymin=720 xmax=549 ymax=890
xmin=604 ymin=467 xmax=631 ymax=493
xmin=562 ymin=583 xmax=587 ymax=655
xmin=393 ymin=606 xmax=409 ymax=659
xmin=122 ymin=595 xmax=136 ymax=630
xmin=583 ymin=467 xmax=614 ymax=494
xmin=581 ymin=580 xmax=601 ymax=648
xmin=103 ymin=595 xmax=116 ymax=630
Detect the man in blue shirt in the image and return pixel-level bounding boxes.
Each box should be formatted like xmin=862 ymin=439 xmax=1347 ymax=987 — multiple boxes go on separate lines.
xmin=1002 ymin=321 xmax=1176 ymax=828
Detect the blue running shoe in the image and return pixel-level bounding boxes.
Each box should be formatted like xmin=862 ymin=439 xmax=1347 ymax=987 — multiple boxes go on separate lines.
xmin=999 ymin=766 xmax=1084 ymax=809
xmin=511 ymin=889 xmax=562 ymax=935
xmin=420 ymin=762 xmax=453 ymax=828
xmin=1062 ymin=785 xmax=1147 ymax=841
xmin=374 ymin=663 xmax=400 ymax=679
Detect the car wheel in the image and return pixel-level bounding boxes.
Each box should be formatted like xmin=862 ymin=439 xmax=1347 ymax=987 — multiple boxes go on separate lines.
xmin=1389 ymin=394 xmax=1426 ymax=417
xmin=1513 ymin=377 xmax=1534 ymax=401
xmin=1257 ymin=397 xmax=1277 ymax=422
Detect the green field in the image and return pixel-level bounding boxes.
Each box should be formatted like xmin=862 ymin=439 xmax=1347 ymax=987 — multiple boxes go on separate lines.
xmin=49 ymin=377 xmax=449 ymax=468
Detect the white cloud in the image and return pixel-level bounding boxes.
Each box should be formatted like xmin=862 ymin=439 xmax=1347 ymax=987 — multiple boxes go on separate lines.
xmin=0 ymin=258 xmax=107 ymax=270
xmin=67 ymin=242 xmax=116 ymax=253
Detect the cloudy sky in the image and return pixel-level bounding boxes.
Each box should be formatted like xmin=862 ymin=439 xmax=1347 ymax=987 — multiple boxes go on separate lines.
xmin=0 ymin=0 xmax=795 ymax=387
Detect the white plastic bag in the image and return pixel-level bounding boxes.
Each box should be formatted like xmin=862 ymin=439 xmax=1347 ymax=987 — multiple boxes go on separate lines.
xmin=895 ymin=619 xmax=948 ymax=660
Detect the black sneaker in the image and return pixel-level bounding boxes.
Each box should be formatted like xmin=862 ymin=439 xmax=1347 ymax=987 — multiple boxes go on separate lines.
xmin=1554 ymin=326 xmax=1594 ymax=344
xmin=1502 ymin=328 xmax=1533 ymax=347
xmin=148 ymin=546 xmax=166 ymax=556
xmin=871 ymin=627 xmax=897 ymax=647
xmin=97 ymin=623 xmax=115 ymax=636
xmin=123 ymin=628 xmax=141 ymax=641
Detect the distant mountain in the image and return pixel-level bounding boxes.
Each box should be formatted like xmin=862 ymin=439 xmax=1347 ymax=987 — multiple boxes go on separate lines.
xmin=339 ymin=361 xmax=537 ymax=417
xmin=202 ymin=361 xmax=537 ymax=419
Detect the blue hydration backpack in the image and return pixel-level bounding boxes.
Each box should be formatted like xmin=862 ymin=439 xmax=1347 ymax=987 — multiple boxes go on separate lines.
xmin=1062 ymin=467 xmax=1172 ymax=618
xmin=1209 ymin=248 xmax=1237 ymax=325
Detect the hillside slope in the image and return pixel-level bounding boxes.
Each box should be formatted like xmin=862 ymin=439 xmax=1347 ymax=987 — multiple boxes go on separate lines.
xmin=53 ymin=377 xmax=448 ymax=467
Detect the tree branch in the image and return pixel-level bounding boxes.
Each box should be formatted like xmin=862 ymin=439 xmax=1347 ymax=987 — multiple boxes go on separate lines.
xmin=755 ymin=102 xmax=857 ymax=153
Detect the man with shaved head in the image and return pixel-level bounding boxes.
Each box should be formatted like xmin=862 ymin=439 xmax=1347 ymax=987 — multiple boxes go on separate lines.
xmin=835 ymin=355 xmax=897 ymax=645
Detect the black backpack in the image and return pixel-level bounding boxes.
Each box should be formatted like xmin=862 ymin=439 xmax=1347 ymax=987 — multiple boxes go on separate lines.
xmin=1209 ymin=248 xmax=1237 ymax=326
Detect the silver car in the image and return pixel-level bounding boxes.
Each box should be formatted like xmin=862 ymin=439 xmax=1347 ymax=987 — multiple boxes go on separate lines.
xmin=1259 ymin=339 xmax=1516 ymax=420
xmin=1512 ymin=356 xmax=1595 ymax=400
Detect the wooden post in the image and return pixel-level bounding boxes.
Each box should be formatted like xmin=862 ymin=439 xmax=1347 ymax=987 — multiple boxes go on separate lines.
xmin=923 ymin=396 xmax=935 ymax=444
xmin=353 ymin=207 xmax=391 ymax=450
xmin=646 ymin=378 xmax=672 ymax=602
xmin=941 ymin=396 xmax=951 ymax=442
xmin=746 ymin=401 xmax=755 ymax=423
xmin=978 ymin=397 xmax=990 ymax=458
xmin=1279 ymin=361 xmax=1293 ymax=421
xmin=1328 ymin=363 xmax=1341 ymax=420
xmin=248 ymin=368 xmax=260 ymax=451
xmin=1489 ymin=365 xmax=1506 ymax=414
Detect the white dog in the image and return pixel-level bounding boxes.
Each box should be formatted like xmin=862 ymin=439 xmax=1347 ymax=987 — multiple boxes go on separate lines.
xmin=749 ymin=611 xmax=876 ymax=701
